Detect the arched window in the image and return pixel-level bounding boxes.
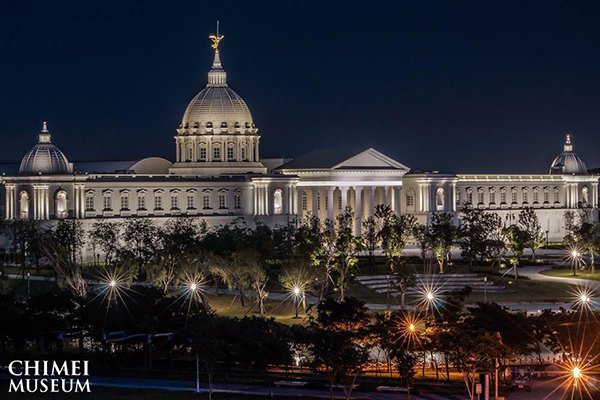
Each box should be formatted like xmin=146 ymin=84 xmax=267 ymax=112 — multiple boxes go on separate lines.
xmin=273 ymin=189 xmax=283 ymax=215
xmin=55 ymin=190 xmax=67 ymax=219
xmin=19 ymin=191 xmax=29 ymax=219
xmin=582 ymin=186 xmax=589 ymax=206
xmin=436 ymin=188 xmax=445 ymax=210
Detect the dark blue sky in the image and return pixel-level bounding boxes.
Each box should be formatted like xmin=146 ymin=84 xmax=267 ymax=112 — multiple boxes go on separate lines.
xmin=1 ymin=1 xmax=600 ymax=172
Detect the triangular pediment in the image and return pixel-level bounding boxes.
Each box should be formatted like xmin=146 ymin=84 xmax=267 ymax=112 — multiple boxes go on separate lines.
xmin=332 ymin=148 xmax=410 ymax=171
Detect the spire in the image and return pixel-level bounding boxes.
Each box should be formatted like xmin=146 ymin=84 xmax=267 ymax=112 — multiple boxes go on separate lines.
xmin=39 ymin=121 xmax=51 ymax=143
xmin=564 ymin=133 xmax=573 ymax=152
xmin=207 ymin=21 xmax=227 ymax=86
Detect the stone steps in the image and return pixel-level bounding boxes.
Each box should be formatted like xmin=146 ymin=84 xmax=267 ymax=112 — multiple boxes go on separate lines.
xmin=356 ymin=273 xmax=509 ymax=294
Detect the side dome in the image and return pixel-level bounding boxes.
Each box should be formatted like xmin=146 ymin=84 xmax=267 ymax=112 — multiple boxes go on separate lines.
xmin=179 ymin=38 xmax=256 ymax=135
xmin=549 ymin=134 xmax=587 ymax=174
xmin=19 ymin=122 xmax=73 ymax=175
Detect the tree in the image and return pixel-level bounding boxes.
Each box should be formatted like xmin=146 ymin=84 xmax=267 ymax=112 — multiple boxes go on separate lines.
xmin=1 ymin=220 xmax=43 ymax=270
xmin=374 ymin=205 xmax=416 ymax=308
xmin=88 ymin=220 xmax=121 ymax=267
xmin=518 ymin=208 xmax=544 ymax=261
xmin=332 ymin=209 xmax=364 ymax=301
xmin=120 ymin=218 xmax=160 ymax=280
xmin=361 ymin=216 xmax=377 ymax=269
xmin=503 ymin=224 xmax=528 ymax=281
xmin=458 ymin=206 xmax=489 ymax=269
xmin=412 ymin=223 xmax=430 ymax=269
xmin=148 ymin=217 xmax=204 ymax=293
xmin=208 ymin=252 xmax=251 ymax=307
xmin=309 ymin=298 xmax=372 ymax=400
xmin=373 ymin=312 xmax=418 ymax=388
xmin=428 ymin=213 xmax=458 ymax=274
xmin=39 ymin=220 xmax=87 ymax=296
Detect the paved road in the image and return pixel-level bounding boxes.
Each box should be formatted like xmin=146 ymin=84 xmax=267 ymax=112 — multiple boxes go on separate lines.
xmin=86 ymin=376 xmax=467 ymax=399
xmin=519 ymin=265 xmax=600 ymax=291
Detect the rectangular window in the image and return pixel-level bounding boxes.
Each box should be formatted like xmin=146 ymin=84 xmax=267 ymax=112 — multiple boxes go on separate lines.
xmin=203 ymin=194 xmax=210 ymax=209
xmin=544 ymin=191 xmax=549 ymax=203
xmin=85 ymin=196 xmax=94 ymax=211
xmin=227 ymin=147 xmax=234 ymax=160
xmin=103 ymin=196 xmax=112 ymax=210
xmin=406 ymin=195 xmax=414 ymax=207
xmin=234 ymin=194 xmax=241 ymax=209
xmin=317 ymin=193 xmax=321 ymax=210
xmin=554 ymin=189 xmax=560 ymax=203
xmin=199 ymin=147 xmax=207 ymax=161
xmin=533 ymin=191 xmax=539 ymax=203
xmin=241 ymin=147 xmax=247 ymax=160
xmin=478 ymin=191 xmax=484 ymax=204
xmin=219 ymin=194 xmax=226 ymax=209
xmin=187 ymin=194 xmax=194 ymax=209
xmin=120 ymin=196 xmax=129 ymax=210
xmin=337 ymin=195 xmax=342 ymax=210
xmin=171 ymin=195 xmax=178 ymax=209
xmin=490 ymin=192 xmax=496 ymax=204
xmin=213 ymin=147 xmax=221 ymax=160
xmin=512 ymin=191 xmax=517 ymax=203
xmin=466 ymin=192 xmax=473 ymax=204
xmin=154 ymin=195 xmax=162 ymax=210
xmin=500 ymin=192 xmax=506 ymax=204
xmin=302 ymin=193 xmax=307 ymax=211
xmin=137 ymin=195 xmax=145 ymax=210
xmin=523 ymin=191 xmax=528 ymax=203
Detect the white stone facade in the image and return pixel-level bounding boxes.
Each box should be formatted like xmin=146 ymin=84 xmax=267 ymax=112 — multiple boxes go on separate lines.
xmin=1 ymin=35 xmax=598 ymax=242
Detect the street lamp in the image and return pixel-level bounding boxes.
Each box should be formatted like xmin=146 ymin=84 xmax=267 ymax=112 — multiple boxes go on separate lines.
xmin=26 ymin=272 xmax=31 ymax=299
xmin=292 ymin=286 xmax=302 ymax=319
xmin=572 ymin=250 xmax=580 ymax=277
xmin=572 ymin=366 xmax=582 ymax=388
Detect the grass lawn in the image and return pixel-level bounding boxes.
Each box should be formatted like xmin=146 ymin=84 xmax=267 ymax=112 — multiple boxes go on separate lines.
xmin=0 ymin=384 xmax=322 ymax=400
xmin=540 ymin=268 xmax=600 ymax=281
xmin=204 ymin=293 xmax=309 ymax=325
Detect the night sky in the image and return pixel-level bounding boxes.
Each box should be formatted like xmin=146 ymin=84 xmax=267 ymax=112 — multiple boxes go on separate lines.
xmin=1 ymin=1 xmax=600 ymax=173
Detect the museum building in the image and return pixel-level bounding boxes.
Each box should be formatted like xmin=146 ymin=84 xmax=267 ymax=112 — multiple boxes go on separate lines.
xmin=1 ymin=33 xmax=597 ymax=242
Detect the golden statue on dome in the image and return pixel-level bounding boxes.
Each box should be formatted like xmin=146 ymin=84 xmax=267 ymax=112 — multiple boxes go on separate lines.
xmin=209 ymin=20 xmax=224 ymax=50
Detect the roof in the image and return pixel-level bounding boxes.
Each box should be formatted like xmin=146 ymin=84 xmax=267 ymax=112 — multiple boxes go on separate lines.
xmin=277 ymin=148 xmax=410 ymax=171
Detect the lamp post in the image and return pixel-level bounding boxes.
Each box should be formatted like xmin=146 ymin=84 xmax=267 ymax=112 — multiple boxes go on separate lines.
xmin=26 ymin=272 xmax=31 ymax=299
xmin=293 ymin=286 xmax=301 ymax=319
xmin=572 ymin=250 xmax=580 ymax=277
xmin=483 ymin=276 xmax=488 ymax=303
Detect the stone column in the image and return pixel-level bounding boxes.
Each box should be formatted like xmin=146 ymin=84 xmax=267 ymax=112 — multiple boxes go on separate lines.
xmin=451 ymin=183 xmax=457 ymax=212
xmin=340 ymin=186 xmax=349 ymax=211
xmin=368 ymin=186 xmax=376 ymax=218
xmin=327 ymin=187 xmax=335 ymax=220
xmin=311 ymin=188 xmax=319 ymax=218
xmin=354 ymin=187 xmax=363 ymax=235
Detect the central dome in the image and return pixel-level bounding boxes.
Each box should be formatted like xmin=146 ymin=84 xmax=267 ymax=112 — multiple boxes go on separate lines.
xmin=181 ymin=86 xmax=254 ymax=134
xmin=179 ymin=45 xmax=255 ymax=135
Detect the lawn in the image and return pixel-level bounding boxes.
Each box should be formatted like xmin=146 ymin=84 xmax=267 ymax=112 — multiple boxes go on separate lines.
xmin=540 ymin=268 xmax=600 ymax=281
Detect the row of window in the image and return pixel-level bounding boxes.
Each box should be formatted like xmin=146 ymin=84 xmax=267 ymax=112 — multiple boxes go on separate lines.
xmin=460 ymin=186 xmax=563 ymax=206
xmin=180 ymin=142 xmax=254 ymax=162
xmin=299 ymin=192 xmax=343 ymax=212
xmin=88 ymin=193 xmax=242 ymax=212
